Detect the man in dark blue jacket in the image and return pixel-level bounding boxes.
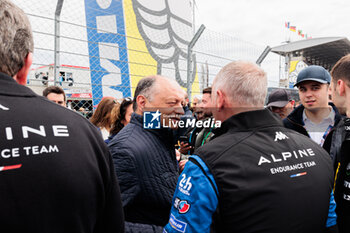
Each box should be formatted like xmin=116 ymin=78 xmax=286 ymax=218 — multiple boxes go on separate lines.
xmin=164 ymin=61 xmax=337 ymax=233
xmin=109 ymin=75 xmax=185 ymax=233
xmin=283 ymin=65 xmax=342 ymax=147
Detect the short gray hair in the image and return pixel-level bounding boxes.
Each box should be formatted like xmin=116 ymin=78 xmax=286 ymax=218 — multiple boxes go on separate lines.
xmin=213 ymin=61 xmax=267 ymax=107
xmin=0 ymin=0 xmax=34 ymax=77
xmin=133 ymin=75 xmax=158 ymax=111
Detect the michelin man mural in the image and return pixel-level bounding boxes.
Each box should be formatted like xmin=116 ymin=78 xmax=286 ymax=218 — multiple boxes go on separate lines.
xmin=289 ymin=60 xmax=308 ymax=88
xmin=85 ymin=0 xmax=198 ymax=106
xmin=132 ymin=0 xmax=196 ymax=87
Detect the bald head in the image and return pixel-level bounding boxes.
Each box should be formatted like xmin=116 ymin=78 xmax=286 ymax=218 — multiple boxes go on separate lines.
xmin=133 ymin=76 xmax=157 ymax=111
xmin=133 ymin=75 xmax=184 ymax=113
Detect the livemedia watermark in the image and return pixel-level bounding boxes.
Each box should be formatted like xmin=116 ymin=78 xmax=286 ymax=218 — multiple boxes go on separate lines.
xmin=143 ymin=110 xmax=221 ymax=129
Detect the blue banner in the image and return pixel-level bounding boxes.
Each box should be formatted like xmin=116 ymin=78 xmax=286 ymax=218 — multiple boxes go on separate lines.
xmin=84 ymin=0 xmax=131 ymax=106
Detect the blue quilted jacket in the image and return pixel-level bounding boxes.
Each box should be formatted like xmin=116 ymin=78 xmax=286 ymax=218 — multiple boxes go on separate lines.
xmin=108 ymin=113 xmax=178 ymax=233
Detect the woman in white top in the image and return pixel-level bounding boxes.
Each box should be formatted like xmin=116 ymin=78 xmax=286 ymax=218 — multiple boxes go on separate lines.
xmin=90 ymin=97 xmax=120 ymax=140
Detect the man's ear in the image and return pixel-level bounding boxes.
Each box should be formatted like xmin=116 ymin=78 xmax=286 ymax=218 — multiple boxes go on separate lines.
xmin=216 ymin=90 xmax=226 ymax=112
xmin=136 ymin=95 xmax=147 ymax=113
xmin=337 ymin=79 xmax=346 ymax=96
xmin=14 ymin=53 xmax=33 ymax=85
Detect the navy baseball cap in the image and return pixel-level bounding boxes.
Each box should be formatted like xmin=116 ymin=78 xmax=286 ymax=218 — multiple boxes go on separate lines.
xmin=294 ymin=65 xmax=331 ymax=87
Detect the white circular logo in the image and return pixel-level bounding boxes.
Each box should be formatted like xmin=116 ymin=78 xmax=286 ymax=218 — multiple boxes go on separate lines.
xmin=96 ymin=0 xmax=112 ymax=9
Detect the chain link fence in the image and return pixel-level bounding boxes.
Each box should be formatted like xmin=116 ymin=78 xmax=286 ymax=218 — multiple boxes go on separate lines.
xmin=14 ymin=0 xmax=280 ymax=118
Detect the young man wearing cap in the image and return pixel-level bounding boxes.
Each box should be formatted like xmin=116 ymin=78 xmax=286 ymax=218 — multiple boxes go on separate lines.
xmin=267 ymin=89 xmax=295 ymax=119
xmin=283 ymin=65 xmax=342 ymax=147
xmin=324 ymin=54 xmax=350 ymax=233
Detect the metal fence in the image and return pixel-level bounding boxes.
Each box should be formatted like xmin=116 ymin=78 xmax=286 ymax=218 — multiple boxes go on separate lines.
xmin=14 ymin=0 xmax=280 ymax=117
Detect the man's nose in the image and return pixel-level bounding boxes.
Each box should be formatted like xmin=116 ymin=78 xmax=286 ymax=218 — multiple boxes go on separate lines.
xmin=175 ymin=104 xmax=184 ymax=115
xmin=305 ymin=90 xmax=313 ymax=97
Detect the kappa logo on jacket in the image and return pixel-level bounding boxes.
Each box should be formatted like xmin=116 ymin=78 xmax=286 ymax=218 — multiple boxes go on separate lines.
xmin=274 ymin=131 xmax=288 ymax=141
xmin=0 ymin=104 xmax=9 ymax=111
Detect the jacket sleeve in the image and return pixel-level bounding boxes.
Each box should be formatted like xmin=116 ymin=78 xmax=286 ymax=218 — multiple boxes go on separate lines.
xmin=95 ymin=149 xmax=125 ymax=233
xmin=163 ymin=155 xmax=218 ymax=233
xmin=109 ymin=144 xmax=140 ymax=207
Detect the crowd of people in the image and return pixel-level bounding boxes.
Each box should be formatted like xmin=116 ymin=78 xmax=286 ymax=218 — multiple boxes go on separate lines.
xmin=1 ymin=0 xmax=350 ymax=233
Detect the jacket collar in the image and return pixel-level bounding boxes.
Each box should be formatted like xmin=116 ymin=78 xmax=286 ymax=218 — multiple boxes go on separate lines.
xmin=286 ymin=102 xmax=343 ymax=126
xmin=213 ymin=108 xmax=283 ymax=137
xmin=0 ymin=72 xmax=37 ymax=97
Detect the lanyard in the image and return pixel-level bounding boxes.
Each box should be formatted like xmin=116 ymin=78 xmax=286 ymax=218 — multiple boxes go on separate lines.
xmin=201 ymin=127 xmax=214 ymax=146
xmin=319 ymin=124 xmax=333 ymax=146
xmin=322 ymin=125 xmax=333 ymax=140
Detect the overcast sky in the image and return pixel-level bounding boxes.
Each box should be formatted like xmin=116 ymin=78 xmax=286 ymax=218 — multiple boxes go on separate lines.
xmin=195 ymin=0 xmax=349 ymax=47
xmin=193 ymin=0 xmax=349 ymax=86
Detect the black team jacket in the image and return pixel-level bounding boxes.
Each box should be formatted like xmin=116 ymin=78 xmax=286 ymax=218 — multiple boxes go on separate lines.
xmin=195 ymin=109 xmax=335 ymax=233
xmin=0 ymin=72 xmax=124 ymax=233
xmin=324 ymin=118 xmax=350 ymax=233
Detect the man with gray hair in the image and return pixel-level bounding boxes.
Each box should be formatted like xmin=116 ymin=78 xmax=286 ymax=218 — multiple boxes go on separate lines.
xmin=109 ymin=75 xmax=185 ymax=232
xmin=164 ymin=61 xmax=337 ymax=233
xmin=0 ymin=1 xmax=124 ymax=232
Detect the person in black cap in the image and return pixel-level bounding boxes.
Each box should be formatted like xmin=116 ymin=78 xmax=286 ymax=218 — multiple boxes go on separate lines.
xmin=267 ymin=89 xmax=295 ymax=119
xmin=283 ymin=65 xmax=342 ymax=147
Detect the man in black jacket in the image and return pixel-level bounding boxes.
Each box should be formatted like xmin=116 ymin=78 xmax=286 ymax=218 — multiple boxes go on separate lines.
xmin=164 ymin=61 xmax=337 ymax=233
xmin=283 ymin=65 xmax=342 ymax=147
xmin=179 ymin=87 xmax=215 ymax=155
xmin=173 ymin=91 xmax=195 ymax=145
xmin=108 ymin=75 xmax=185 ymax=232
xmin=0 ymin=1 xmax=124 ymax=232
xmin=325 ymin=54 xmax=350 ymax=233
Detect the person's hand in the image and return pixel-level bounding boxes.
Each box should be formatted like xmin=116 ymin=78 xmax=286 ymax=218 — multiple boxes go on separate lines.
xmin=175 ymin=149 xmax=181 ymax=161
xmin=179 ymin=141 xmax=191 ymax=154
xmin=179 ymin=159 xmax=188 ymax=173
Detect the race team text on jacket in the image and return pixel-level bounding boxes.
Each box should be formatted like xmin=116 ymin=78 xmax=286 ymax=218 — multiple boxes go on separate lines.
xmin=0 ymin=72 xmax=124 ymax=233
